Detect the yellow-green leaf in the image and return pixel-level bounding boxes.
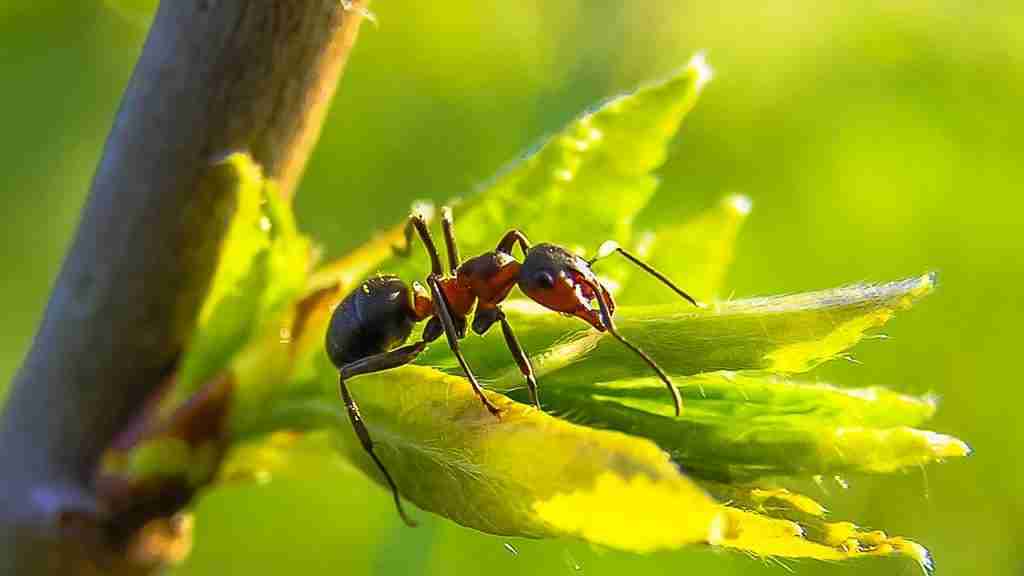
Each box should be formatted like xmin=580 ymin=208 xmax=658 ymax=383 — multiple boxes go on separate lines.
xmin=620 ymin=194 xmax=752 ymax=305
xmin=421 ymin=274 xmax=936 ymax=387
xmin=244 ymin=361 xmax=722 ymax=552
xmin=379 ymin=55 xmax=711 ymax=286
xmin=703 ymin=482 xmax=934 ymax=574
xmin=533 ymin=374 xmax=968 ymax=481
xmin=176 ymin=153 xmax=310 ymax=402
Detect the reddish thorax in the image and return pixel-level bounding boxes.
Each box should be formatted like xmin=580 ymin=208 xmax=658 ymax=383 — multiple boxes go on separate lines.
xmin=434 ymin=251 xmax=522 ymax=320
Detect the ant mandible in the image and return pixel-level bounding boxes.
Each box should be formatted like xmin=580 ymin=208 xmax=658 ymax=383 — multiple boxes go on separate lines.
xmin=325 ymin=207 xmax=699 ymax=525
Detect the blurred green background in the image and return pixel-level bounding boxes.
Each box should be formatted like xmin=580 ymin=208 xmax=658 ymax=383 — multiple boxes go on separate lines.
xmin=1 ymin=1 xmax=1019 ymax=574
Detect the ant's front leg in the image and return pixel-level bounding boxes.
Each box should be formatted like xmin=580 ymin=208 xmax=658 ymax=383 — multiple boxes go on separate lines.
xmin=473 ymin=306 xmax=539 ymax=409
xmin=495 ymin=309 xmax=540 ymax=409
xmin=592 ymin=289 xmax=684 ymax=417
xmin=338 ymin=341 xmax=427 ymax=527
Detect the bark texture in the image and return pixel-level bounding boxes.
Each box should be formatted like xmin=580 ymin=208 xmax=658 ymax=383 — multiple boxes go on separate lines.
xmin=0 ymin=1 xmax=369 ymax=572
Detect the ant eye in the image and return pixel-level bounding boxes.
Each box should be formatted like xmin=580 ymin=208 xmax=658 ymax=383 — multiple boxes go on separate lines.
xmin=534 ymin=270 xmax=556 ymax=289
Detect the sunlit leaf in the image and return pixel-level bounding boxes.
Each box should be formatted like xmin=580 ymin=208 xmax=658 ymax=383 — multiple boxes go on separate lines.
xmin=620 ymin=194 xmax=752 ymax=305
xmin=418 ymin=274 xmax=936 ymax=386
xmin=175 ymin=154 xmax=267 ymax=400
xmin=715 ymin=506 xmax=934 ymax=573
xmin=175 ymin=154 xmax=311 ymax=402
xmin=372 ymin=55 xmax=711 ymax=287
xmin=530 ymin=375 xmax=967 ymax=481
xmin=239 ymin=361 xmax=722 ymax=552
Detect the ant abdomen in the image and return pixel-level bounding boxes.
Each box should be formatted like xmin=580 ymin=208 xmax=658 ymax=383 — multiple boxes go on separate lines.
xmin=326 ymin=275 xmax=417 ymax=369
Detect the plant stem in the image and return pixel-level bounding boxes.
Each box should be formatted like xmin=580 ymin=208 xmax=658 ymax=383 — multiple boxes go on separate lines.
xmin=0 ymin=1 xmax=370 ymax=572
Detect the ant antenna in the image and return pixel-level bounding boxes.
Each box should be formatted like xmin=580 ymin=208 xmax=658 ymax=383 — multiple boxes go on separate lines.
xmin=589 ymin=241 xmax=701 ymax=307
xmin=592 ymin=288 xmax=684 ymax=417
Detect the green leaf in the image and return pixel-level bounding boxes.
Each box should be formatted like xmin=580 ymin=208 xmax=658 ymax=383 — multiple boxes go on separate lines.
xmin=175 ymin=153 xmax=310 ymax=403
xmin=104 ymin=0 xmax=157 ymax=25
xmin=418 ymin=273 xmax=936 ymax=386
xmin=237 ymin=361 xmax=722 ymax=552
xmin=174 ymin=154 xmax=267 ymax=400
xmin=711 ymin=489 xmax=934 ymax=574
xmin=701 ymin=482 xmax=933 ymax=572
xmin=260 ymin=183 xmax=314 ymax=333
xmin=531 ymin=375 xmax=967 ymax=481
xmin=619 ymin=194 xmax=752 ymax=305
xmin=377 ymin=55 xmax=711 ymax=286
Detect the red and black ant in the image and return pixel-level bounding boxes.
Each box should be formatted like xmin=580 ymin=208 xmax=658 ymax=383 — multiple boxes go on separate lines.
xmin=325 ymin=208 xmax=698 ymax=525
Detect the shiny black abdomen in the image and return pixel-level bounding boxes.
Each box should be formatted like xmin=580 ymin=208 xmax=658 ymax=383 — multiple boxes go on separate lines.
xmin=325 ymin=275 xmax=416 ymax=368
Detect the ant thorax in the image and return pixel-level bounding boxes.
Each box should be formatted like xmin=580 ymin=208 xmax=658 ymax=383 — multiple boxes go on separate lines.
xmin=454 ymin=251 xmax=521 ymax=312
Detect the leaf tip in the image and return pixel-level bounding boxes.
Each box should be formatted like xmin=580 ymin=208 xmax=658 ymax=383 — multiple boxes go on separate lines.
xmin=926 ymin=431 xmax=973 ymax=459
xmin=208 ymin=150 xmax=262 ymax=182
xmin=725 ymin=193 xmax=752 ymax=217
xmin=892 ymin=538 xmax=935 ymax=575
xmin=915 ymin=271 xmax=938 ymax=297
xmin=688 ymin=51 xmax=714 ymax=92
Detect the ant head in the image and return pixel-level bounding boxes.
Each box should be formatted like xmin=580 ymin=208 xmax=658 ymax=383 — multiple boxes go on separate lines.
xmin=518 ymin=243 xmax=613 ymax=331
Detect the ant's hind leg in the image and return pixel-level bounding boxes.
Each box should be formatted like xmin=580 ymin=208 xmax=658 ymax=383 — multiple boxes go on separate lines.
xmin=340 ymin=342 xmax=427 ymax=379
xmin=338 ymin=342 xmax=427 ymax=527
xmin=440 ymin=207 xmax=461 ymax=274
xmin=339 ymin=376 xmax=417 ymax=527
xmin=393 ymin=214 xmax=444 ymax=276
xmin=496 ymin=229 xmax=531 ymax=258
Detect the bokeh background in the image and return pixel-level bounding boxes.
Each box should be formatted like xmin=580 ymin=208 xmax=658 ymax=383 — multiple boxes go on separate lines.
xmin=1 ymin=1 xmax=1020 ymax=574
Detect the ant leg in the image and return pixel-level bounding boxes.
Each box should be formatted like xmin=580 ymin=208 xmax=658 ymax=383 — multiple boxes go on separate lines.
xmin=340 ymin=342 xmax=427 ymax=379
xmin=495 ymin=309 xmax=540 ymax=409
xmin=592 ymin=289 xmax=684 ymax=417
xmin=590 ymin=241 xmax=700 ymax=307
xmin=339 ymin=375 xmax=417 ymax=527
xmin=496 ymin=229 xmax=531 ymax=258
xmin=393 ymin=214 xmax=444 ymax=276
xmin=440 ymin=207 xmax=460 ymax=274
xmin=426 ymin=276 xmax=502 ymax=417
xmin=338 ymin=342 xmax=426 ymax=527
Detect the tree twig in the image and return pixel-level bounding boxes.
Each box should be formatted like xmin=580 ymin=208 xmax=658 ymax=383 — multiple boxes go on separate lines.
xmin=0 ymin=1 xmax=370 ymax=572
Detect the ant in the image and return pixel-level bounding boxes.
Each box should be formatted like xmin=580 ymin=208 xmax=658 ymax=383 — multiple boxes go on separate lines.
xmin=325 ymin=207 xmax=699 ymax=525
